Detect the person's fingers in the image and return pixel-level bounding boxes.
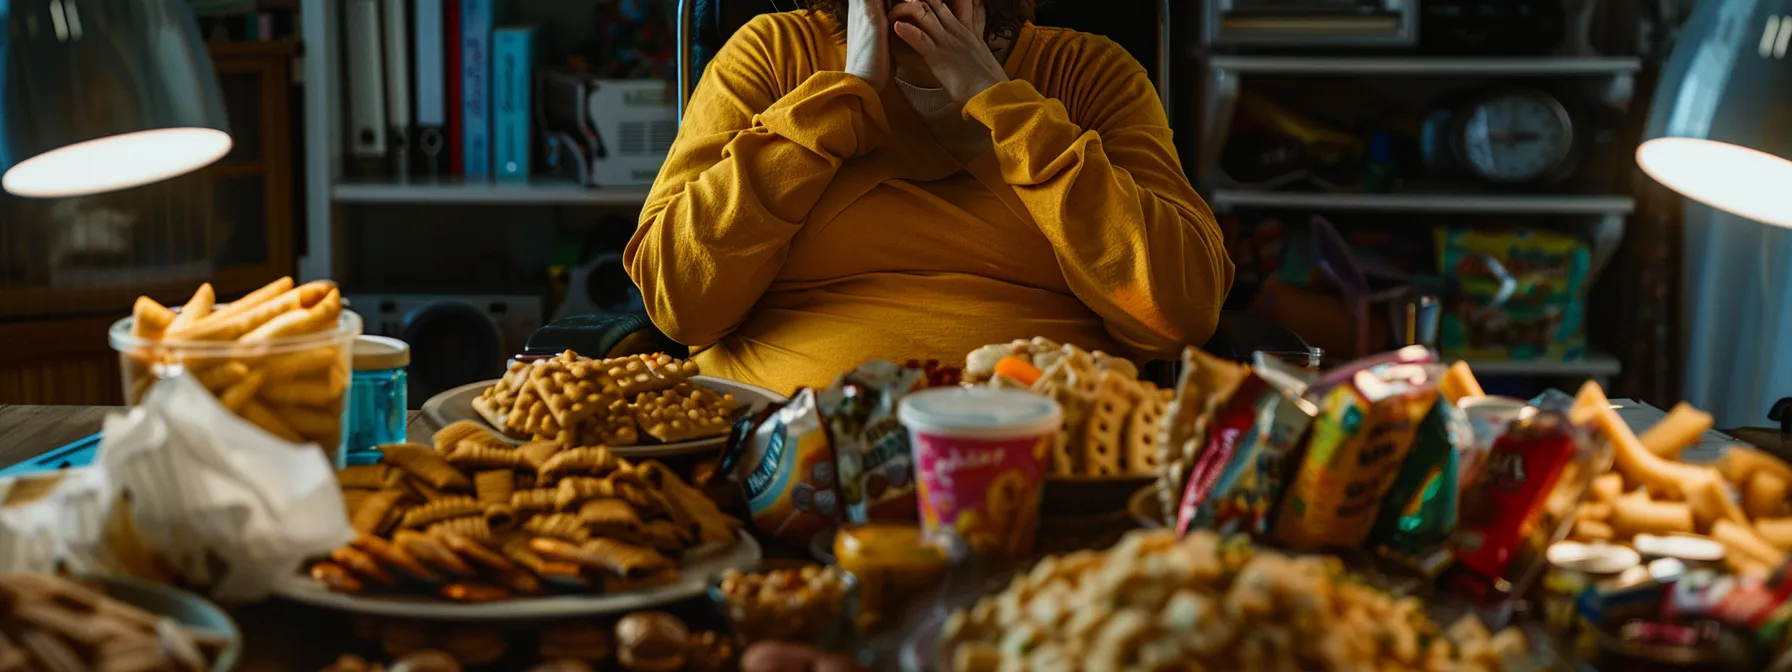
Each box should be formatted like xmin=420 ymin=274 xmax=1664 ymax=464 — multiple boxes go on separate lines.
xmin=893 ymin=0 xmax=947 ymax=36
xmin=887 ymin=2 xmax=929 ymax=24
xmin=892 ymin=20 xmax=937 ymax=53
xmin=930 ymin=0 xmax=967 ymax=34
xmin=950 ymin=0 xmax=974 ymax=22
xmin=740 ymin=641 xmax=824 ymax=672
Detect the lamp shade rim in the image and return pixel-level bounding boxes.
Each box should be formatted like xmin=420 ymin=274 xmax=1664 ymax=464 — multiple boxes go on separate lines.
xmin=1 ymin=127 xmax=231 ymax=198
xmin=1638 ymin=136 xmax=1792 ymax=229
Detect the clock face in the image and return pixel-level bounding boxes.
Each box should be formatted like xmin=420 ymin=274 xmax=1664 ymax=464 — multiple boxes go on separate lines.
xmin=1458 ymin=91 xmax=1575 ymax=184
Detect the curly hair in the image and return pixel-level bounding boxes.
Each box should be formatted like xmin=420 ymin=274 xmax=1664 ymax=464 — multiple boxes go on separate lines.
xmin=801 ymin=0 xmax=1037 ymax=42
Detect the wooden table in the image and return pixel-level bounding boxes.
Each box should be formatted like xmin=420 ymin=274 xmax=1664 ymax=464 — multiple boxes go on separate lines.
xmin=0 ymin=405 xmax=444 ymax=672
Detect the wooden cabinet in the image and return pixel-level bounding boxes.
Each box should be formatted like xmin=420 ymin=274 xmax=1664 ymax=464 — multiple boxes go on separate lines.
xmin=0 ymin=41 xmax=299 ymax=405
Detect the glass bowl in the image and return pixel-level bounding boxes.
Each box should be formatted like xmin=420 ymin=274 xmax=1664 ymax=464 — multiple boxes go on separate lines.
xmin=706 ymin=559 xmax=861 ymax=650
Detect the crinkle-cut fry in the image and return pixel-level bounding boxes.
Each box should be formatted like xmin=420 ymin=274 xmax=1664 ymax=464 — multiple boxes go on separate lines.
xmin=579 ymin=498 xmax=644 ymax=531
xmin=474 ymin=469 xmax=515 ymax=505
xmin=393 ymin=530 xmax=476 ymax=578
xmin=511 ymin=487 xmax=558 ymax=513
xmin=400 ymin=496 xmax=485 ymax=529
xmin=131 ymin=296 xmax=177 ymax=339
xmin=498 ymin=532 xmax=549 ymax=574
xmin=350 ymin=489 xmax=407 ymax=534
xmin=337 ymin=464 xmax=401 ymax=490
xmin=425 ymin=516 xmax=493 ymax=543
xmin=380 ymin=443 xmax=473 ymax=491
xmin=240 ymin=400 xmax=304 ymax=443
xmin=483 ymin=503 xmax=519 ymax=531
xmin=1638 ymin=403 xmax=1714 ymax=460
xmin=444 ymin=441 xmax=525 ymax=470
xmin=538 ymin=446 xmax=624 ymax=481
xmin=167 ymin=283 xmax=216 ymax=333
xmin=523 ymin=513 xmax=591 ymax=544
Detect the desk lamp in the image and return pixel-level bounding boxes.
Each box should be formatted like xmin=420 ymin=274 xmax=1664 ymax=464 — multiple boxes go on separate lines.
xmin=1 ymin=0 xmax=231 ymax=198
xmin=1638 ymin=0 xmax=1792 ymax=227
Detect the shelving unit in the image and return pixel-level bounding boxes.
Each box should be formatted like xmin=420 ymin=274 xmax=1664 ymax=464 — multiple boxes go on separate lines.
xmin=1195 ymin=51 xmax=1640 ymax=383
xmin=333 ymin=179 xmax=651 ymax=206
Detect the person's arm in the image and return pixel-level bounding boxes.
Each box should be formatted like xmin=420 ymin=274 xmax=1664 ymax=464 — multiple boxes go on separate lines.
xmin=963 ymin=38 xmax=1233 ymax=358
xmin=625 ymin=16 xmax=890 ymax=347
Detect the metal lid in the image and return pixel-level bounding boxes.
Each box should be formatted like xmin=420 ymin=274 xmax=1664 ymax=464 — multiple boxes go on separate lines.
xmin=1634 ymin=533 xmax=1727 ymax=563
xmin=352 ymin=335 xmax=410 ymax=370
xmin=1547 ymin=541 xmax=1641 ymax=574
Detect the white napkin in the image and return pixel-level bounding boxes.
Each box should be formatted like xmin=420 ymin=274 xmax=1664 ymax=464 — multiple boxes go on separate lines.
xmin=0 ymin=468 xmax=110 ymax=575
xmin=98 ymin=374 xmax=354 ymax=603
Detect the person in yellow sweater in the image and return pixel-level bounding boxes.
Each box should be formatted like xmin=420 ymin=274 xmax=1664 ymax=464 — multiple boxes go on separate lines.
xmin=626 ymin=0 xmax=1233 ymax=394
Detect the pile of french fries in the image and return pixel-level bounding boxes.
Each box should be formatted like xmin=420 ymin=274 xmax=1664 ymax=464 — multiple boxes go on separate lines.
xmin=1569 ymin=382 xmax=1792 ymax=576
xmin=124 ymin=277 xmax=350 ymax=452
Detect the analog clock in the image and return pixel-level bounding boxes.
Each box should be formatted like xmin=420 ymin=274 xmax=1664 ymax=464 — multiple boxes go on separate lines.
xmin=1422 ymin=87 xmax=1581 ymax=187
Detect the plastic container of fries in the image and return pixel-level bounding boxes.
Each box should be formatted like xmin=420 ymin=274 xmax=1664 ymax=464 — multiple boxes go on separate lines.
xmin=109 ymin=283 xmax=361 ymax=466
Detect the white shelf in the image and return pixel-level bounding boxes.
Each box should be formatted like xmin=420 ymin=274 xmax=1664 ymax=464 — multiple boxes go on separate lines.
xmin=332 ymin=179 xmax=652 ymax=206
xmin=1209 ymin=190 xmax=1635 ymax=215
xmin=1461 ymin=353 xmax=1621 ymax=378
xmin=1205 ymin=55 xmax=1643 ymax=76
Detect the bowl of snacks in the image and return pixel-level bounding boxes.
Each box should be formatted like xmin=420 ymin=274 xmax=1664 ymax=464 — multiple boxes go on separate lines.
xmin=0 ymin=572 xmax=242 ymax=672
xmin=110 ymin=278 xmax=359 ymax=464
xmin=708 ymin=561 xmax=859 ymax=649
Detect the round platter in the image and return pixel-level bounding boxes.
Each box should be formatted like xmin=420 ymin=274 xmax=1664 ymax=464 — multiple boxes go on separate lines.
xmin=273 ymin=532 xmax=762 ymax=621
xmin=420 ymin=376 xmax=785 ymax=458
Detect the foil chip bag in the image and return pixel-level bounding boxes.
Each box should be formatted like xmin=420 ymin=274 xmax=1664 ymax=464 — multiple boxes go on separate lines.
xmin=1272 ymin=364 xmax=1439 ymax=551
xmin=1176 ymin=355 xmax=1316 ymax=539
xmin=729 ymin=388 xmax=841 ymax=548
xmin=1370 ymin=383 xmax=1470 ymax=566
xmin=821 ymin=360 xmax=926 ymax=524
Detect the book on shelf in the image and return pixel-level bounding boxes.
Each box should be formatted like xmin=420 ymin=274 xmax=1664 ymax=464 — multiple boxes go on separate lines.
xmin=492 ymin=26 xmax=537 ymax=181
xmin=460 ymin=0 xmax=493 ymax=179
xmin=413 ymin=0 xmax=448 ymax=179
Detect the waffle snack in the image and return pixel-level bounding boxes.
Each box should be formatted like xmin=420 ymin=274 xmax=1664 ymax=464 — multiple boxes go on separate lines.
xmin=316 ymin=422 xmax=743 ymax=601
xmin=474 ymin=351 xmax=734 ymax=446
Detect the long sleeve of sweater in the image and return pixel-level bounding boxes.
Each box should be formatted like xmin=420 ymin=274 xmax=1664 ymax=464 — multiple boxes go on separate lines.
xmin=963 ymin=38 xmax=1234 ymax=358
xmin=625 ymin=16 xmax=889 ymax=347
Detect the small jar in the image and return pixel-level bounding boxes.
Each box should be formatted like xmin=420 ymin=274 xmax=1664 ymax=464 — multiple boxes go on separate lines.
xmin=347 ymin=335 xmax=409 ymax=462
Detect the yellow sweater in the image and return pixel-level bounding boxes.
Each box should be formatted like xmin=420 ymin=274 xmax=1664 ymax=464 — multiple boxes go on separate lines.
xmin=627 ymin=11 xmax=1233 ymax=394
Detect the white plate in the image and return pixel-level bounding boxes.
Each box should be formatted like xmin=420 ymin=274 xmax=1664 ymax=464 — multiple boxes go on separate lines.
xmin=274 ymin=532 xmax=762 ymax=621
xmin=420 ymin=375 xmax=786 ymax=458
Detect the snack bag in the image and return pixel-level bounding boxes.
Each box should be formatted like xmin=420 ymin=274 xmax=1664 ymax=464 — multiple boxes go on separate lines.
xmin=1177 ymin=356 xmax=1316 ymax=538
xmin=1370 ymin=389 xmax=1467 ymax=564
xmin=1450 ymin=410 xmax=1598 ymax=592
xmin=1156 ymin=347 xmax=1251 ymax=523
xmin=822 ymin=360 xmax=925 ymax=524
xmin=1272 ymin=365 xmax=1438 ymax=550
xmin=731 ymin=389 xmax=840 ymax=548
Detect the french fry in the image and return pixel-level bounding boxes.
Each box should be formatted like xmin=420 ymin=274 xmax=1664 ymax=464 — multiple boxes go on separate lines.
xmin=1610 ymin=492 xmax=1694 ymax=537
xmin=240 ymin=400 xmax=304 ymax=443
xmin=1577 ymin=501 xmax=1612 ymax=522
xmin=242 ymin=288 xmax=341 ymax=343
xmin=1591 ymin=473 xmax=1624 ymax=504
xmin=1686 ymin=474 xmax=1748 ymax=533
xmin=170 ymin=281 xmax=332 ymax=341
xmin=1570 ymin=381 xmax=1611 ymax=427
xmin=1572 ymin=518 xmax=1615 ymax=542
xmin=1755 ymin=517 xmax=1792 ymax=551
xmin=1718 ymin=446 xmax=1792 ymax=489
xmin=1591 ymin=406 xmax=1710 ymax=499
xmin=218 ymin=370 xmax=266 ymax=413
xmin=1713 ymin=518 xmax=1783 ymax=566
xmin=192 ymin=360 xmax=250 ymax=395
xmin=1637 ymin=403 xmax=1713 ymax=460
xmin=1746 ymin=472 xmax=1789 ymax=519
xmin=131 ymin=296 xmax=176 ymax=339
xmin=166 ymin=283 xmax=215 ymax=333
xmin=1439 ymin=361 xmax=1484 ymax=406
xmin=280 ymin=403 xmax=341 ymax=439
xmin=261 ymin=379 xmax=342 ymax=407
xmin=196 ymin=276 xmax=292 ymax=327
xmin=261 ymin=347 xmax=343 ymax=382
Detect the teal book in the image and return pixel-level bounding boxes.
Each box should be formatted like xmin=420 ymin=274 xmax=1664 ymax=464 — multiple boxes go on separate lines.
xmin=492 ymin=25 xmax=536 ymax=181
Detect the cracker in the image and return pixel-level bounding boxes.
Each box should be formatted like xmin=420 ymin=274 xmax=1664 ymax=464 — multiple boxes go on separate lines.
xmin=633 ymin=384 xmax=736 ymax=443
xmin=351 ymin=490 xmax=407 ymax=534
xmin=474 ymin=470 xmax=515 ymax=505
xmin=524 ymin=513 xmax=592 ymax=544
xmin=579 ymin=498 xmax=645 ymax=536
xmin=425 ymin=516 xmax=493 ymax=544
xmin=1126 ymin=389 xmax=1170 ymax=475
xmin=400 ymin=496 xmax=485 ymax=529
xmin=337 ymin=464 xmax=399 ymax=490
xmin=528 ymin=360 xmax=618 ymax=431
xmin=539 ymin=446 xmax=624 ymax=482
xmin=603 ymin=352 xmax=699 ymax=396
xmin=392 ymin=530 xmax=476 ymax=579
xmin=381 ymin=443 xmax=472 ymax=491
xmin=519 ymin=440 xmax=563 ymax=470
xmin=511 ymin=487 xmax=558 ymax=514
xmin=1080 ymin=371 xmax=1135 ymax=476
xmin=444 ymin=441 xmax=524 ymax=470
xmin=435 ymin=420 xmax=509 ymax=453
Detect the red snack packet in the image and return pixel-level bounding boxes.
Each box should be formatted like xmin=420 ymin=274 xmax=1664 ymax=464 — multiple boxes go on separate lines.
xmin=1449 ymin=409 xmax=1602 ymax=602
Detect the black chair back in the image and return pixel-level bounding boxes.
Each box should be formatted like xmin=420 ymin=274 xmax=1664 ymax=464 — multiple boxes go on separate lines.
xmin=676 ymin=0 xmax=1170 ymax=121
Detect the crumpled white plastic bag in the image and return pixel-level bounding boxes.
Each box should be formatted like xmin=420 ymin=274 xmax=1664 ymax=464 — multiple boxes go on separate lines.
xmin=99 ymin=373 xmax=354 ymax=603
xmin=0 ymin=468 xmax=111 ymax=575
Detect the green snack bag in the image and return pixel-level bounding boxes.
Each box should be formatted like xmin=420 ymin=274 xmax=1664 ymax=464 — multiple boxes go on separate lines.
xmin=1370 ymin=393 xmax=1463 ymax=566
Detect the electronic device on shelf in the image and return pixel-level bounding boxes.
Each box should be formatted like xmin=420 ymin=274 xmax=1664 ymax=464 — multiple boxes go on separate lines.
xmin=1420 ymin=86 xmax=1583 ymax=187
xmin=538 ymin=73 xmax=676 ymax=188
xmin=347 ymin=294 xmax=543 ymax=404
xmin=1204 ymin=0 xmax=1418 ymax=49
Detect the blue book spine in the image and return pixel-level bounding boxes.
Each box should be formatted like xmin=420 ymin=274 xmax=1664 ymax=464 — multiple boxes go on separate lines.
xmin=492 ymin=26 xmax=534 ymax=181
xmin=460 ymin=0 xmax=492 ymax=178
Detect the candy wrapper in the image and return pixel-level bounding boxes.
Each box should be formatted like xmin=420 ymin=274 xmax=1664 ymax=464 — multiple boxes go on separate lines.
xmin=821 ymin=360 xmax=925 ymax=524
xmin=59 ymin=374 xmax=351 ymax=603
xmin=1175 ymin=355 xmax=1316 ymax=538
xmin=730 ymin=389 xmax=841 ymax=549
xmin=1447 ymin=409 xmax=1606 ymax=611
xmin=1272 ymin=363 xmax=1439 ymax=551
xmin=1157 ymin=347 xmax=1251 ymax=524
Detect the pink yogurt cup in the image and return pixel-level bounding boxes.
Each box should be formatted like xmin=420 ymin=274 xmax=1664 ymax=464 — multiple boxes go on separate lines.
xmin=900 ymin=387 xmax=1062 ymax=560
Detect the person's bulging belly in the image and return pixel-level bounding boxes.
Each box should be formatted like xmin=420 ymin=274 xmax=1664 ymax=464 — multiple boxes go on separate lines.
xmin=694 ymin=272 xmax=1123 ymax=394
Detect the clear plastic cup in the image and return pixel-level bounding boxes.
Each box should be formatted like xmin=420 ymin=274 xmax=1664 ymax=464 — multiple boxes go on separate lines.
xmin=108 ymin=311 xmax=361 ymax=466
xmin=899 ymin=387 xmax=1061 ymax=562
